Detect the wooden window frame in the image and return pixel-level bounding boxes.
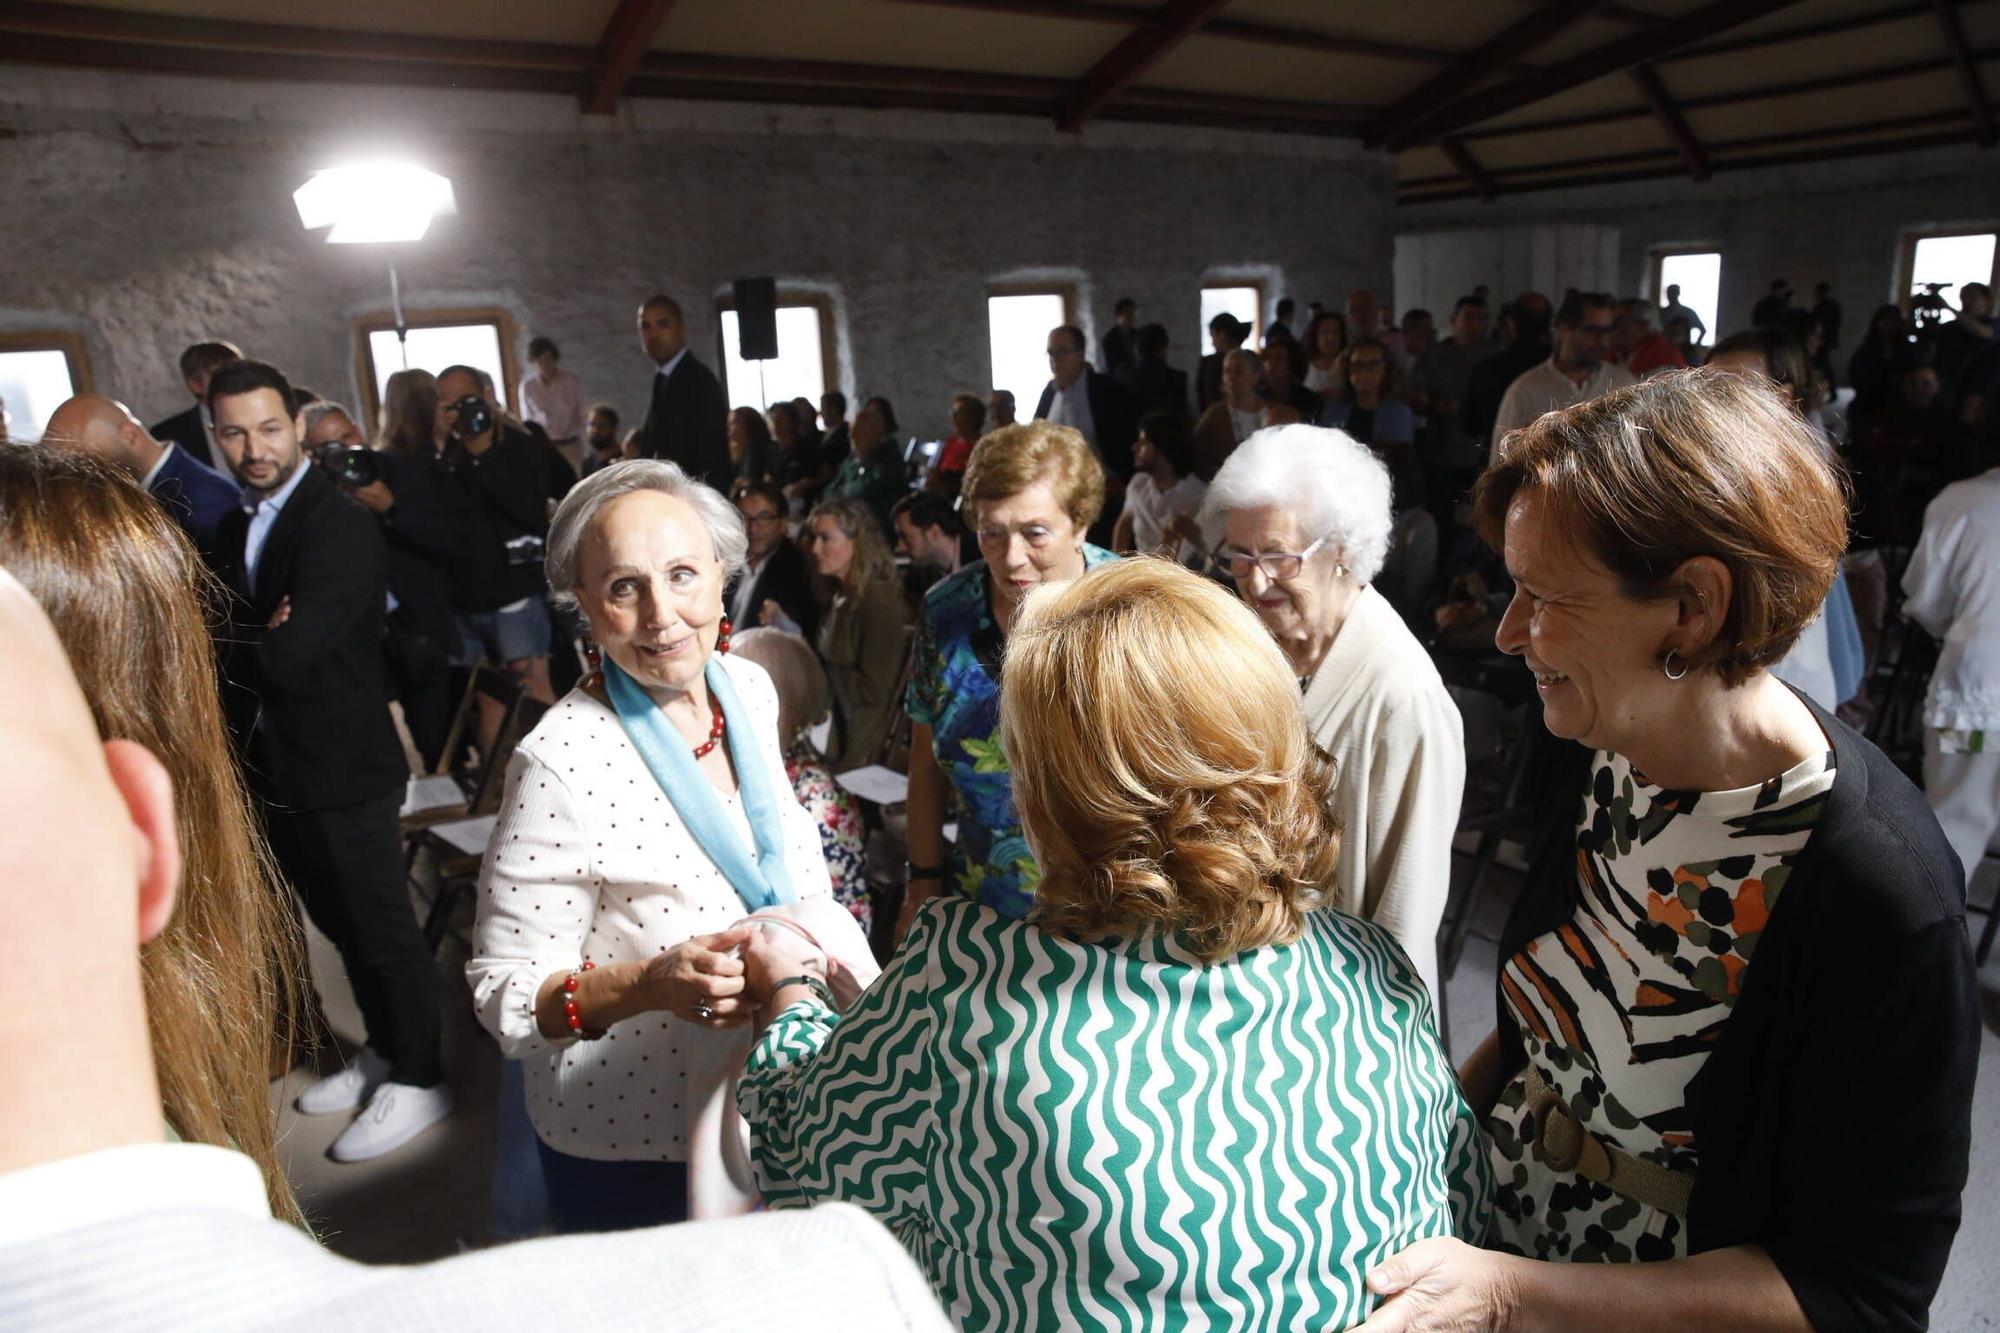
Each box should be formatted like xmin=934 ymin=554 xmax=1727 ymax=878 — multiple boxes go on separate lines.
xmin=711 ymin=290 xmax=839 ymax=407
xmin=0 ymin=329 xmax=95 ymax=399
xmin=1199 ymin=279 xmax=1266 ymax=351
xmin=352 ymin=306 xmax=519 ymax=434
xmin=1896 ymin=227 xmax=2000 ymax=314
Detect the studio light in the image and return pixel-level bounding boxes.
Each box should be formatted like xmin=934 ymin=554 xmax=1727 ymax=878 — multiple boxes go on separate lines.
xmin=293 ymin=162 xmax=456 ymax=245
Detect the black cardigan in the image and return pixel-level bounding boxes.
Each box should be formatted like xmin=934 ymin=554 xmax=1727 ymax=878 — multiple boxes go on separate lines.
xmin=1496 ymin=694 xmax=1977 ymax=1331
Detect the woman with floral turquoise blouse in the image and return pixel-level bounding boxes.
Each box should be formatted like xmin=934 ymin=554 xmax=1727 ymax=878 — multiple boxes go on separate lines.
xmin=898 ymin=421 xmax=1116 ymax=933
xmin=736 ymin=558 xmax=1490 ymax=1331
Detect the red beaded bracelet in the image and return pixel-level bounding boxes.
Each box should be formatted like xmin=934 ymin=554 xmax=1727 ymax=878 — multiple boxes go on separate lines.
xmin=562 ymin=960 xmax=606 ymax=1040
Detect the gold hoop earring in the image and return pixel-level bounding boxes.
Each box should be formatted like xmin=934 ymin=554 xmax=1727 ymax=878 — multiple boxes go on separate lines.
xmin=1662 ymin=649 xmax=1689 ymax=681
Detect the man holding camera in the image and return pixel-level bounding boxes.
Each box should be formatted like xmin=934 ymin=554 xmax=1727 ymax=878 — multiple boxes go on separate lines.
xmin=206 ymin=360 xmax=451 ymax=1163
xmin=301 ymin=400 xmax=460 ymax=770
xmin=436 ymin=364 xmax=556 ymax=707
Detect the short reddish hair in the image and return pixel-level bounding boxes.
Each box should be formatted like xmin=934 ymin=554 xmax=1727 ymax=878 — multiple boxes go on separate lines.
xmin=1472 ymin=368 xmax=1849 ymax=685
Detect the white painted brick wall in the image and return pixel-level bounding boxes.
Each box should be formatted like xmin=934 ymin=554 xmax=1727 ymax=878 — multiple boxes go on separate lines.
xmin=0 ymin=68 xmax=1398 ymax=440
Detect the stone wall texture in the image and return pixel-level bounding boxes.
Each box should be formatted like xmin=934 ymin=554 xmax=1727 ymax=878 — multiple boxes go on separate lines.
xmin=0 ymin=67 xmax=1394 ymax=439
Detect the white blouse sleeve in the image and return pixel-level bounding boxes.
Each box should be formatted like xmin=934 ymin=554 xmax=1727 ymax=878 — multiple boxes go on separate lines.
xmin=466 ymin=744 xmax=601 ymax=1058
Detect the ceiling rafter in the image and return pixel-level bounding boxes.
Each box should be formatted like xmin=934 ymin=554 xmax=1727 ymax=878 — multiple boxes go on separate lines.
xmin=1458 ymin=45 xmax=2000 ymax=143
xmin=1929 ymin=0 xmax=1996 ymax=146
xmin=1056 ymin=0 xmax=1231 ymax=133
xmin=1400 ymin=125 xmax=1981 ymax=204
xmin=1440 ymin=136 xmax=1498 ymax=201
xmin=1373 ymin=0 xmax=1615 ymax=150
xmin=1630 ymin=63 xmax=1710 ymax=181
xmin=579 ymin=0 xmax=676 ymax=115
xmin=1393 ymin=0 xmax=1809 ymax=149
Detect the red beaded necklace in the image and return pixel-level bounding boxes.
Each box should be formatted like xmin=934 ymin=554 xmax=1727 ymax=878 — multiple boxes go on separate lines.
xmin=691 ymin=691 xmax=727 ymax=759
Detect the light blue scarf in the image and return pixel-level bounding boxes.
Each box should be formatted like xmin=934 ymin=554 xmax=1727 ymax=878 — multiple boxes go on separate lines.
xmin=602 ymin=655 xmax=796 ymax=913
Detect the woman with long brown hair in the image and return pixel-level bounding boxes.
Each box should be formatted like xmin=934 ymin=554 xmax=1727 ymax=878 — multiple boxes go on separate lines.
xmin=0 ymin=445 xmax=307 ymax=1227
xmin=377 ymin=367 xmax=440 ymax=457
xmin=798 ymin=496 xmax=908 ymax=771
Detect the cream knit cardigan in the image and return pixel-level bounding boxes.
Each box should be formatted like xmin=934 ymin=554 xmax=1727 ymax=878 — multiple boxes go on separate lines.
xmin=1300 ymin=585 xmax=1466 ymax=1002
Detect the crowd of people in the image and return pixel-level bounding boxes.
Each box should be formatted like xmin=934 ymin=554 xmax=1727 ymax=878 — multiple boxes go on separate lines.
xmin=0 ymin=266 xmax=1993 ymax=1331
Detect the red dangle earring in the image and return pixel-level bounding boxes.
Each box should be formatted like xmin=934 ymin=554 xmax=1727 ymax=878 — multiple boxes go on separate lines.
xmin=716 ymin=614 xmax=733 ymax=655
xmin=583 ymin=642 xmax=603 ymax=688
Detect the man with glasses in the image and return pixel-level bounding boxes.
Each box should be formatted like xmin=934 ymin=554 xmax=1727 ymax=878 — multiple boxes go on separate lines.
xmin=729 ymin=483 xmax=817 ymax=639
xmin=1489 ymin=291 xmax=1633 ymax=446
xmin=1033 ymin=323 xmax=1137 ymax=543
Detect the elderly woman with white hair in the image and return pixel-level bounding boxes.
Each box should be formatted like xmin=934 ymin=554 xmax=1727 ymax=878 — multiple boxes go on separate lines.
xmin=467 ymin=460 xmax=870 ymax=1234
xmin=1202 ymin=425 xmax=1465 ymax=999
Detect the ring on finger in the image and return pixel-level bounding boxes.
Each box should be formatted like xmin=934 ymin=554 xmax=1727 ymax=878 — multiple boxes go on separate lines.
xmin=693 ymin=1000 xmax=714 ymax=1020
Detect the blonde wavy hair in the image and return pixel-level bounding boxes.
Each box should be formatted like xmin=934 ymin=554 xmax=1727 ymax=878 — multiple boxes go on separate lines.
xmin=1000 ymin=558 xmax=1341 ymax=964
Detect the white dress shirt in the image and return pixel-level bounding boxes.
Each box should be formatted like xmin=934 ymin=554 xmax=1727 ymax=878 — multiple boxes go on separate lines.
xmin=139 ymin=442 xmax=176 ymax=491
xmin=241 ymin=458 xmax=310 ymax=589
xmin=1903 ymin=466 xmax=2000 ymax=731
xmin=1123 ymin=471 xmax=1207 ymax=562
xmin=520 ymin=367 xmax=585 ymax=441
xmin=467 ymin=654 xmax=832 ymax=1168
xmin=656 ymin=346 xmax=690 ymax=382
xmin=0 ymin=1146 xmax=949 ymax=1331
xmin=1490 ymin=356 xmax=1635 ymax=444
xmin=1043 ymin=374 xmax=1097 ymax=450
xmin=0 ymin=1143 xmax=267 ymax=1248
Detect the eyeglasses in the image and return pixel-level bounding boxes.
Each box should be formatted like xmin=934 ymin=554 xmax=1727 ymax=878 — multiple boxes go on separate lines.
xmin=1222 ymin=534 xmax=1333 ymax=581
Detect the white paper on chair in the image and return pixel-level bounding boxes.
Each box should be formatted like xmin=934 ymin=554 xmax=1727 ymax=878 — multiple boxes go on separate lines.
xmin=401 ymin=774 xmax=463 ymax=816
xmin=835 ymin=764 xmax=909 ymax=805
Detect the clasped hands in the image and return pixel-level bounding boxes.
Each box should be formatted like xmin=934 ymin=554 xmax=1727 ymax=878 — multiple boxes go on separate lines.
xmin=640 ymin=914 xmax=854 ymax=1030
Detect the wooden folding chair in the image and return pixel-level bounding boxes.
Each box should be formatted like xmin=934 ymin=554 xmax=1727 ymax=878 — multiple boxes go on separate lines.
xmin=411 ymin=695 xmax=550 ymax=953
xmin=399 ymin=665 xmax=525 ymax=840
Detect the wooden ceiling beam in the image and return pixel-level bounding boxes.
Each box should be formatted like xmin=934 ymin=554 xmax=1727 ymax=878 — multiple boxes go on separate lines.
xmin=1664 ymin=2 xmax=1934 ymax=64
xmin=1372 ymin=0 xmax=1614 ymax=149
xmin=1929 ymin=0 xmax=1997 ymax=146
xmin=0 ymin=0 xmax=577 ymax=68
xmin=1440 ymin=136 xmax=1498 ymax=201
xmin=887 ymin=0 xmax=1496 ymax=68
xmin=1630 ymin=63 xmax=1709 ymax=181
xmin=1390 ymin=0 xmax=1808 ymax=149
xmin=1459 ymin=46 xmax=2000 ymax=142
xmin=580 ymin=0 xmax=677 ymax=115
xmin=1057 ymin=0 xmax=1232 ymax=132
xmin=1400 ymin=125 xmax=1982 ymax=204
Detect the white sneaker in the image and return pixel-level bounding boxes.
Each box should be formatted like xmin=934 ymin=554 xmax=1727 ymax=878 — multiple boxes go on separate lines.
xmin=329 ymin=1081 xmax=455 ymax=1163
xmin=295 ymin=1047 xmax=391 ymax=1115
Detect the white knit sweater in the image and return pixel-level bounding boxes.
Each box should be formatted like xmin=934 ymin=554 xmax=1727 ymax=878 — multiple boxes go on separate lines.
xmin=1301 ymin=584 xmax=1466 ymax=1002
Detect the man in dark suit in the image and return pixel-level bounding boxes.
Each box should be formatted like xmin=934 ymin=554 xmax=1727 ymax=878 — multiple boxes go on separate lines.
xmin=149 ymin=340 xmax=241 ymax=474
xmin=205 ymin=359 xmax=450 ymax=1165
xmin=635 ymin=294 xmax=731 ymax=493
xmin=1101 ymin=297 xmax=1139 ymax=375
xmin=1035 ymin=323 xmax=1139 ymax=546
xmin=1034 ymin=324 xmax=1139 ymax=478
xmin=728 ymin=484 xmax=818 ymax=639
xmin=1115 ymin=323 xmax=1191 ymax=421
xmin=44 ymin=392 xmax=239 ymax=552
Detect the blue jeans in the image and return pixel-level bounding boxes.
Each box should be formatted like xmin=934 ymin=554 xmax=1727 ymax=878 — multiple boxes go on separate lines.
xmin=487 ymin=1060 xmax=549 ymax=1240
xmin=454 ymin=596 xmax=552 ymax=667
xmin=535 ymin=1141 xmax=689 ymax=1234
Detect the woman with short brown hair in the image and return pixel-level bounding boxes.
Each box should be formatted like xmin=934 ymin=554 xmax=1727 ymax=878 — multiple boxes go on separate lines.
xmin=736 ymin=558 xmax=1490 ymax=1329
xmin=1361 ymin=370 xmax=1976 ymax=1333
xmin=900 ymin=421 xmax=1115 ymax=931
xmin=0 ymin=446 xmax=307 ymax=1226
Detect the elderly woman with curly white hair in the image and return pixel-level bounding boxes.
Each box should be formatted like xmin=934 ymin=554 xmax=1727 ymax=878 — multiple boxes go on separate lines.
xmin=467 ymin=460 xmax=872 ymax=1234
xmin=1202 ymin=424 xmax=1465 ymax=999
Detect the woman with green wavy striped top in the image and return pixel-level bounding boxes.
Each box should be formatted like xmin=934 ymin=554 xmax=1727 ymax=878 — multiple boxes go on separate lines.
xmin=735 ymin=557 xmax=1490 ymax=1330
